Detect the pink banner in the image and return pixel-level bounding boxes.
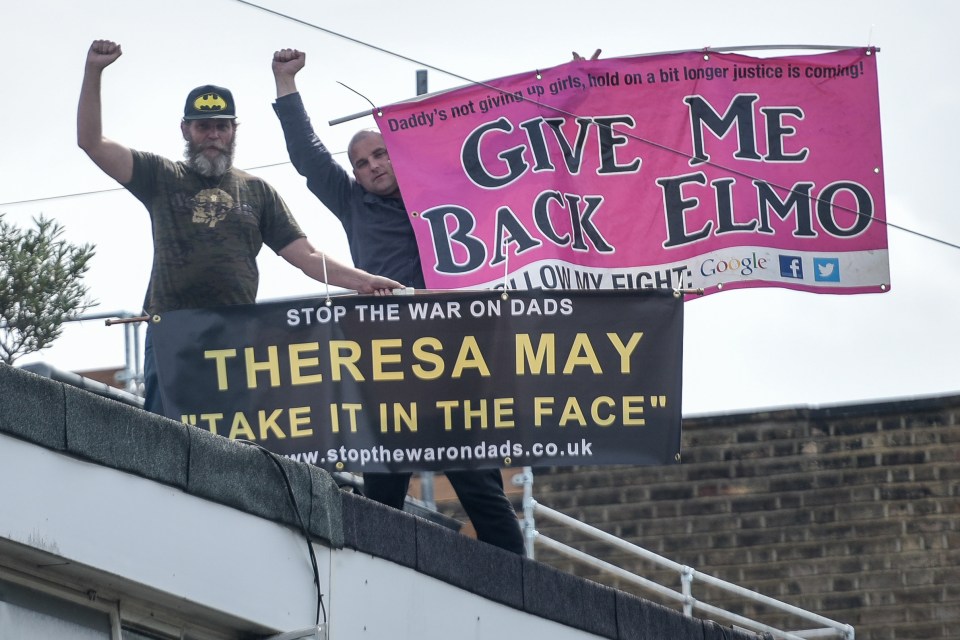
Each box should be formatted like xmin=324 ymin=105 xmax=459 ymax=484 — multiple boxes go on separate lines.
xmin=378 ymin=48 xmax=889 ymax=296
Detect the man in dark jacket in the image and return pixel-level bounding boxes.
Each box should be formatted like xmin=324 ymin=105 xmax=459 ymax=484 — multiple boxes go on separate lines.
xmin=272 ymin=48 xmax=524 ymax=555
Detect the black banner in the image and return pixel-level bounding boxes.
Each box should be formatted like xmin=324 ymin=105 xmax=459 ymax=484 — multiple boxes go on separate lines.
xmin=152 ymin=289 xmax=683 ymax=472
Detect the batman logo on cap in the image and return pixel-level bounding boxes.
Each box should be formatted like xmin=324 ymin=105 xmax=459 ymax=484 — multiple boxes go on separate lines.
xmin=194 ymin=93 xmax=228 ymax=112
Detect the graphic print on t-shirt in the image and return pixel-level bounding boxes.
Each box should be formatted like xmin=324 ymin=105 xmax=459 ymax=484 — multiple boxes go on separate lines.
xmin=191 ymin=187 xmax=235 ymax=228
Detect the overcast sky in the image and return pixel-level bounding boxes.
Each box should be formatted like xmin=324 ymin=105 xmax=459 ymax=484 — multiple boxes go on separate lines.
xmin=2 ymin=0 xmax=957 ymax=416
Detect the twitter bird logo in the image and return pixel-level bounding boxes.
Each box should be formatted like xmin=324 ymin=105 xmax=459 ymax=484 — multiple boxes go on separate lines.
xmin=813 ymin=257 xmax=841 ymax=282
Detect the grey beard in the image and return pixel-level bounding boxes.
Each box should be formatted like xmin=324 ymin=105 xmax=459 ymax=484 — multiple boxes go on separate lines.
xmin=185 ymin=141 xmax=235 ymax=178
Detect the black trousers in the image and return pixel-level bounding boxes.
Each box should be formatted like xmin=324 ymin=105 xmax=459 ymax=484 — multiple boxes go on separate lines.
xmin=363 ymin=469 xmax=525 ymax=555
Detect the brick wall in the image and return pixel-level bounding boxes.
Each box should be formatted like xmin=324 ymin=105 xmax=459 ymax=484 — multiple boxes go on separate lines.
xmin=433 ymin=394 xmax=960 ymax=639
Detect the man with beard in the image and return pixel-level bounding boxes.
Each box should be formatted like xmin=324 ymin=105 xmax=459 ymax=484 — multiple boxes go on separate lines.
xmin=77 ymin=40 xmax=401 ymax=415
xmin=270 ymin=48 xmax=525 ymax=556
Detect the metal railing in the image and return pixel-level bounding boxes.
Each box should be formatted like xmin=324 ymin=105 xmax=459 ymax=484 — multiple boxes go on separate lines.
xmin=514 ymin=469 xmax=854 ymax=640
xmin=19 ymin=362 xmax=144 ymax=408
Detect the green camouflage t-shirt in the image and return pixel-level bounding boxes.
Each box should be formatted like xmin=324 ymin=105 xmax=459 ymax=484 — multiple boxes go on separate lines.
xmin=125 ymin=151 xmax=305 ymax=314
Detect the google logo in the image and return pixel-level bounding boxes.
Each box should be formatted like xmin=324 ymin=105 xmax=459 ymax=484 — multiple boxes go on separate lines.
xmin=700 ymin=253 xmax=769 ymax=277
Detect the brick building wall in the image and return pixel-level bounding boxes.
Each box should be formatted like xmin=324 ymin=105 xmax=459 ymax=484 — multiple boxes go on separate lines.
xmin=433 ymin=394 xmax=960 ymax=639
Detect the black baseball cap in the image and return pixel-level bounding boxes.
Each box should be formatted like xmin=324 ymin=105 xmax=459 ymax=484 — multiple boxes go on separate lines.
xmin=183 ymin=85 xmax=236 ymax=120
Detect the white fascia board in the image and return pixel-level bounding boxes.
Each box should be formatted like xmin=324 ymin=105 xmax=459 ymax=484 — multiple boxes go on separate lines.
xmin=0 ymin=432 xmax=328 ymax=632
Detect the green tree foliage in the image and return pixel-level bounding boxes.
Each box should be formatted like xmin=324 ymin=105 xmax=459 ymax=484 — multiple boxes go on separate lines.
xmin=0 ymin=213 xmax=96 ymax=365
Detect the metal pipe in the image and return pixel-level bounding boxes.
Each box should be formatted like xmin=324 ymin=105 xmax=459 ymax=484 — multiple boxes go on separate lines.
xmin=532 ymin=501 xmax=851 ymax=638
xmin=692 ymin=569 xmax=851 ymax=633
xmin=517 ymin=467 xmax=536 ymax=559
xmin=534 ymin=502 xmax=686 ymax=572
xmin=534 ymin=535 xmax=682 ymax=601
xmin=681 ymin=566 xmax=694 ymax=617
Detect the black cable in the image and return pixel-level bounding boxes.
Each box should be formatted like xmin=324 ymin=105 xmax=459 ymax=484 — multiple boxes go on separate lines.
xmin=236 ymin=439 xmax=327 ymax=627
xmin=230 ymin=0 xmax=480 ymax=88
xmin=5 ymin=3 xmax=958 ymax=253
xmin=0 ymin=160 xmax=328 ymax=207
xmin=225 ymin=0 xmax=960 ymax=254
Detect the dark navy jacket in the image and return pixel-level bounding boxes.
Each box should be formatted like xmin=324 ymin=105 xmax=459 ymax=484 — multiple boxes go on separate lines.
xmin=273 ymin=92 xmax=426 ymax=288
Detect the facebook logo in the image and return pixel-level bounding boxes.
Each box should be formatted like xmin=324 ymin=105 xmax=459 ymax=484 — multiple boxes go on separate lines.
xmin=779 ymin=255 xmax=803 ymax=279
xmin=813 ymin=257 xmax=841 ymax=282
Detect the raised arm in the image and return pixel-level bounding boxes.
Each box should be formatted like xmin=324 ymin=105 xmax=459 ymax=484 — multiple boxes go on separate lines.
xmin=273 ymin=48 xmax=305 ymax=98
xmin=77 ymin=39 xmax=134 ymax=184
xmin=279 ymin=237 xmax=401 ymax=296
xmin=271 ymin=48 xmax=358 ymax=218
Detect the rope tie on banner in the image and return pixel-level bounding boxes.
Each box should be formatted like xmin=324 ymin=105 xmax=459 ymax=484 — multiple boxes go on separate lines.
xmin=674 ymin=269 xmax=685 ymax=299
xmin=321 ymin=252 xmax=332 ymax=306
xmin=672 ymin=275 xmax=704 ymax=298
xmin=501 ymin=236 xmax=511 ymax=299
